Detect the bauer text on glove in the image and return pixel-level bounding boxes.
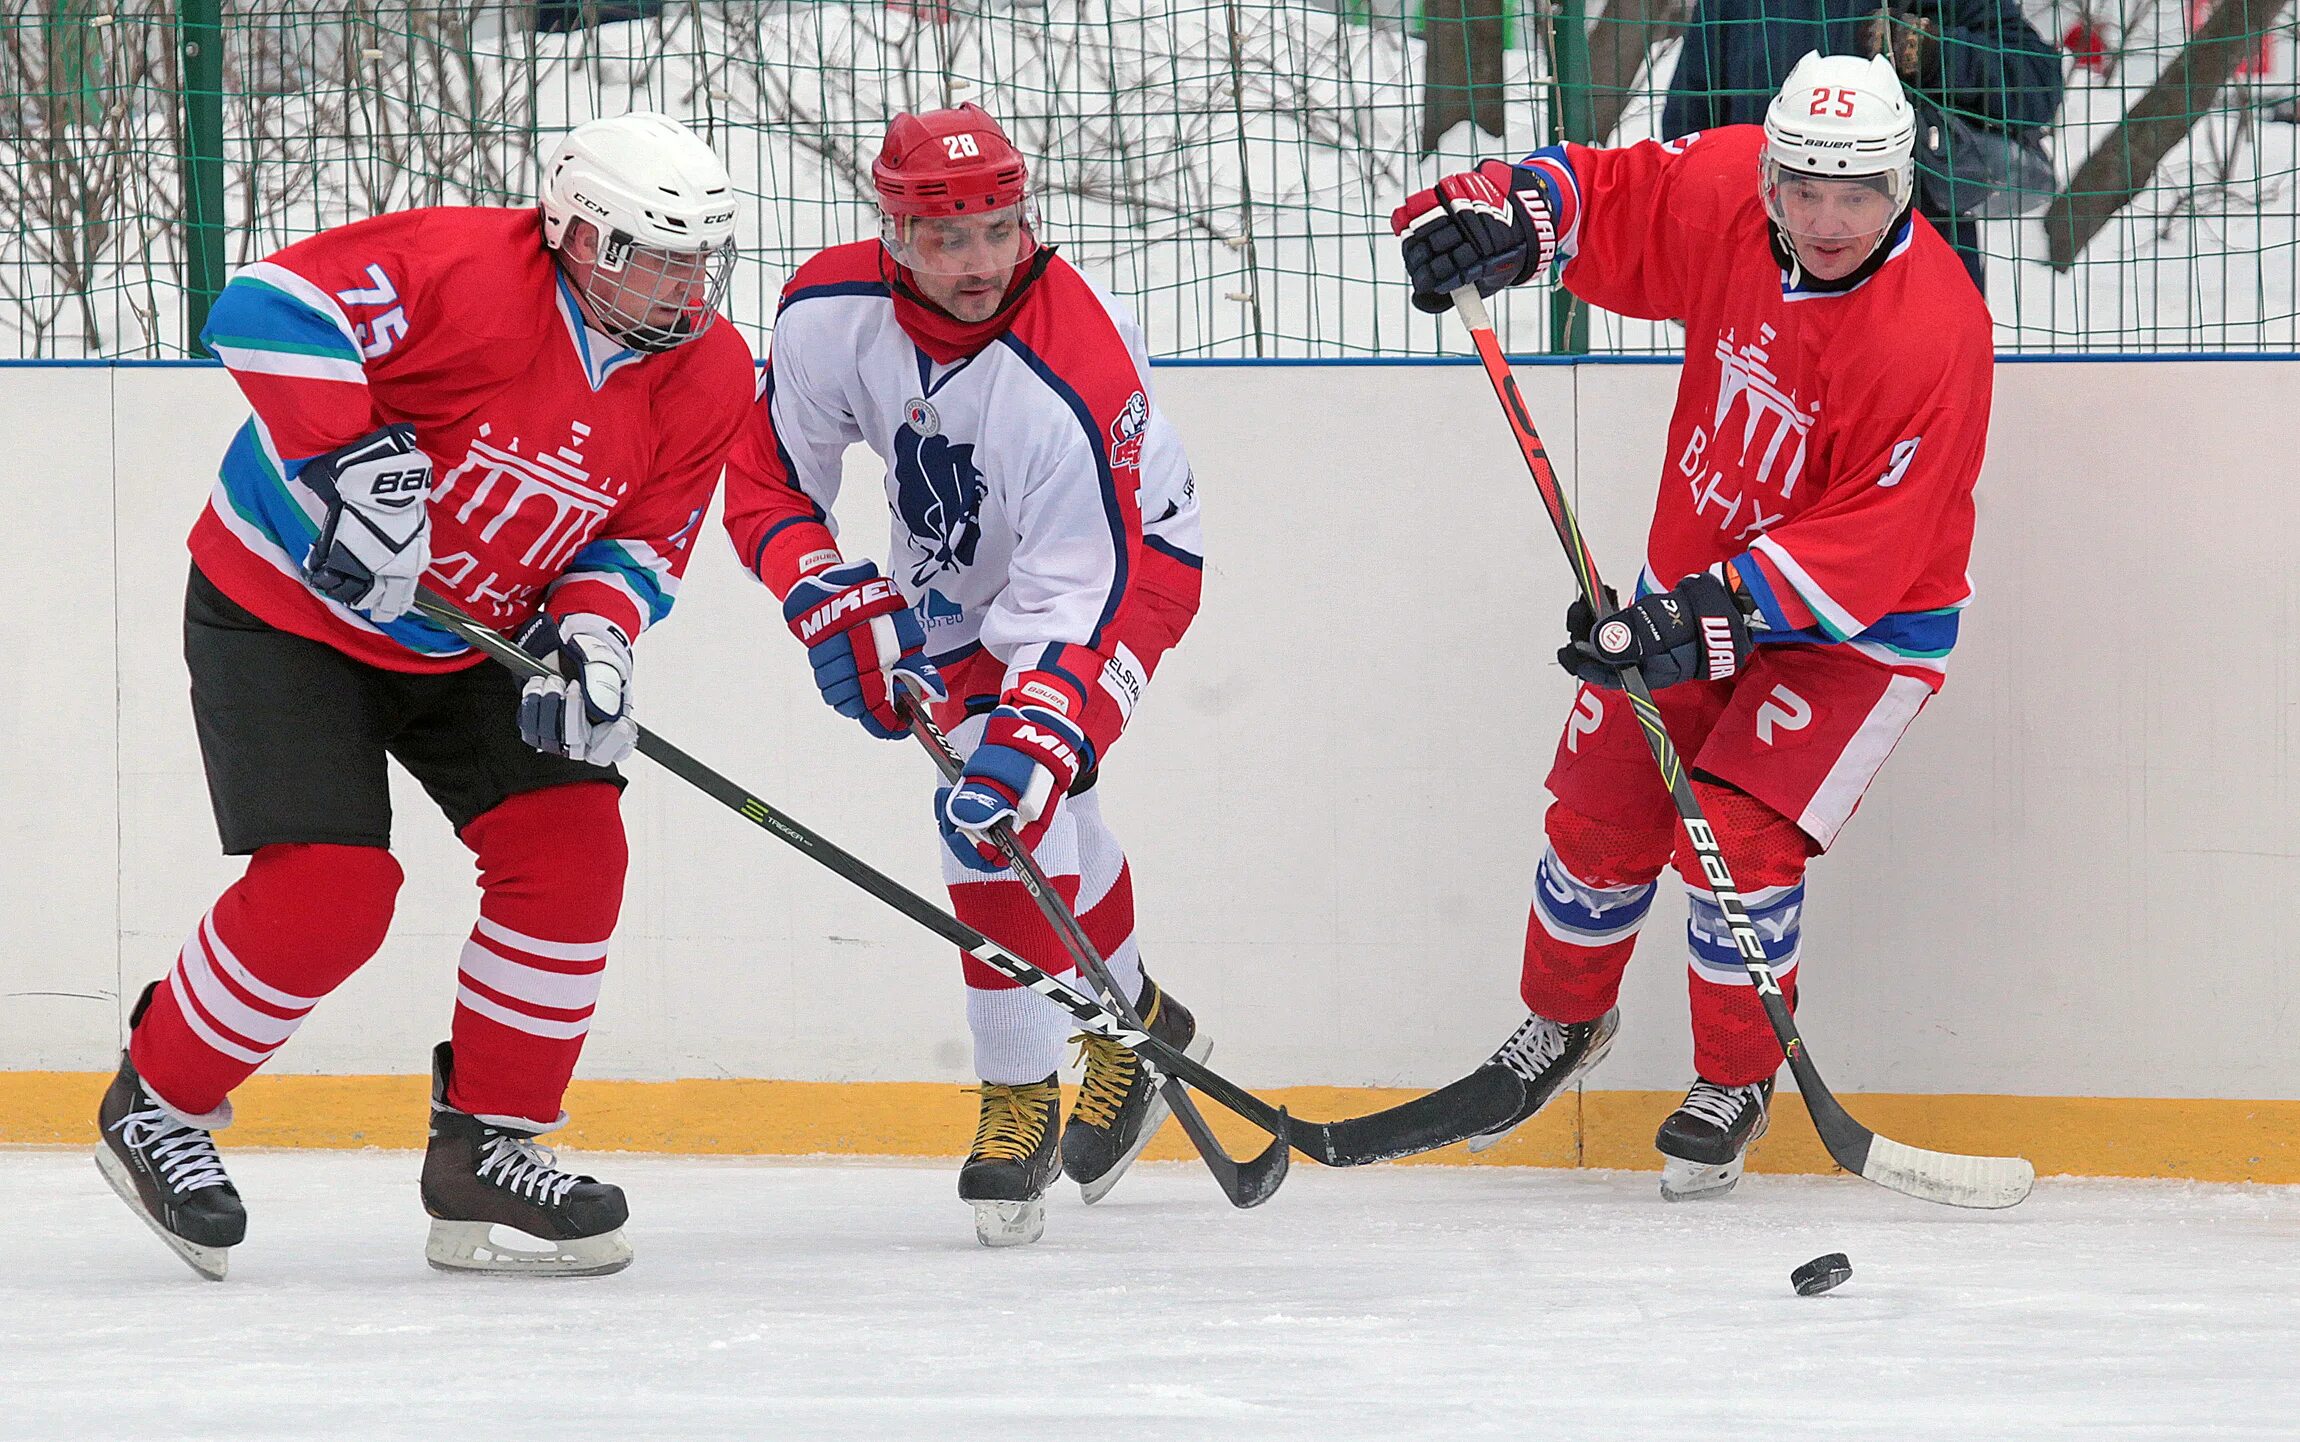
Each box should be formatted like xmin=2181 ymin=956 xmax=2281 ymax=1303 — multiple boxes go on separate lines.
xmin=299 ymin=424 xmax=434 ymax=624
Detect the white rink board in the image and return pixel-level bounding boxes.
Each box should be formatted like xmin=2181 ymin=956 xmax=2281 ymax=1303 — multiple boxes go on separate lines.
xmin=4 ymin=359 xmax=2299 ymax=1100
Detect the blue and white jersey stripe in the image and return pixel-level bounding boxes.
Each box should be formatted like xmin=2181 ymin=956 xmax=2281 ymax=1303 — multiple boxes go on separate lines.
xmin=203 ymin=262 xmax=369 ymax=383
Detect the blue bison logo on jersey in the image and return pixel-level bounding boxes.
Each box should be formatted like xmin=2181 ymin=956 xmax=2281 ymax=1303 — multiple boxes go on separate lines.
xmin=894 ymin=424 xmax=986 ymax=587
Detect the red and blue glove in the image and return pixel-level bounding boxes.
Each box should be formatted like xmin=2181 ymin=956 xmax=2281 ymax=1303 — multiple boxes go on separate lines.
xmin=1391 ymin=159 xmax=1556 ymax=315
xmin=1560 ymin=571 xmax=1756 ymax=691
xmin=936 ymin=686 xmax=1089 ymax=873
xmin=782 ymin=560 xmax=944 ymax=738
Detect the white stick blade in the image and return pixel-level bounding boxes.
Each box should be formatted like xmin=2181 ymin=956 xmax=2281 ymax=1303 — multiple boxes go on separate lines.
xmin=1861 ymin=1136 xmax=2036 ymax=1209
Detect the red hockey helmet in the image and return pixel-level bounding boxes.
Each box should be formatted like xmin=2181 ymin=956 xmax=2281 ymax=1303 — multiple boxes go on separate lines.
xmin=871 ymin=103 xmax=1029 ymax=218
xmin=872 ymin=104 xmax=1038 ymax=280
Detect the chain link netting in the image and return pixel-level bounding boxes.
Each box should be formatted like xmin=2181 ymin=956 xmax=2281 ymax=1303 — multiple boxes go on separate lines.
xmin=3 ymin=0 xmax=2294 ymax=358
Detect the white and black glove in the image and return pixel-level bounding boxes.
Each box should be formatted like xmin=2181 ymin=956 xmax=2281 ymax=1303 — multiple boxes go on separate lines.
xmin=515 ymin=612 xmax=638 ymax=767
xmin=299 ymin=424 xmax=434 ymax=624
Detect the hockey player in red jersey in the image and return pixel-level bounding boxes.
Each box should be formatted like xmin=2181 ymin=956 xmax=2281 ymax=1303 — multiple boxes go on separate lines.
xmin=1392 ymin=54 xmax=1992 ymax=1199
xmin=721 ymin=104 xmax=1206 ymax=1246
xmin=95 ymin=113 xmax=755 ymax=1279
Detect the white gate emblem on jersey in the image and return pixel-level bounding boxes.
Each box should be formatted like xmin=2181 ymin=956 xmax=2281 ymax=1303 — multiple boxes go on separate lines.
xmin=1565 ymin=688 xmax=1605 ymax=753
xmin=433 ymin=423 xmax=614 ymax=572
xmin=1755 ymin=684 xmax=1813 ymax=745
xmin=903 ymin=399 xmax=941 ymax=437
xmin=1710 ymin=329 xmax=1812 ymax=493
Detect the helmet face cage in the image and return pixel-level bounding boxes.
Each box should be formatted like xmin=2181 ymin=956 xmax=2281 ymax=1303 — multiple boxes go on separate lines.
xmin=1760 ymin=157 xmax=1909 ymax=244
xmin=568 ymin=222 xmax=737 ymax=354
xmin=879 ymin=198 xmax=1040 ymax=278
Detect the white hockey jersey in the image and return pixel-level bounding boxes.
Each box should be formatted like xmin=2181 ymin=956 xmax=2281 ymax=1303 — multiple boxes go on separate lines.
xmin=724 ymin=241 xmax=1203 ymax=760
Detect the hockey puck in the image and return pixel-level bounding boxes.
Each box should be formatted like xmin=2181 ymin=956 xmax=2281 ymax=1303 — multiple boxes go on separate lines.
xmin=1791 ymin=1253 xmax=1852 ymax=1296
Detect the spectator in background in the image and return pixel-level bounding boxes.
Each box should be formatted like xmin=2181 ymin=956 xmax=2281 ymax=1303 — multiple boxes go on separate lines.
xmin=1662 ymin=0 xmax=2062 ymax=292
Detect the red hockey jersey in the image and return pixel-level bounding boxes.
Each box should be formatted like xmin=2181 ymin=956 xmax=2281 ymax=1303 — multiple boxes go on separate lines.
xmin=193 ymin=206 xmax=756 ymax=672
xmin=1526 ymin=126 xmax=1992 ymax=681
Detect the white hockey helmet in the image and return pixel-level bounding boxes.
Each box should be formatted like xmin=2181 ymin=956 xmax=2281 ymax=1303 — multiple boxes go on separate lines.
xmin=1762 ymin=52 xmax=1917 ymax=215
xmin=540 ymin=112 xmax=739 ymax=352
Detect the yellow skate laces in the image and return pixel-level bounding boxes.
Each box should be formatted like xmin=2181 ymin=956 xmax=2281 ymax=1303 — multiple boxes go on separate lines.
xmin=1069 ymin=989 xmax=1161 ymax=1130
xmin=968 ymin=1080 xmax=1056 ymax=1162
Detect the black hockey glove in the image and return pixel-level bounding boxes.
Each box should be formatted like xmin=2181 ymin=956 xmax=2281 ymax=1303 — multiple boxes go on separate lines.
xmin=1391 ymin=159 xmax=1555 ymax=315
xmin=1560 ymin=571 xmax=1755 ymax=691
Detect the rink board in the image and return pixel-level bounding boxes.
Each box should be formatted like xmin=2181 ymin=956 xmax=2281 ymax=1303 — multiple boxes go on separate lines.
xmin=8 ymin=357 xmax=2300 ymax=1182
xmin=6 ymin=1070 xmax=2298 ymax=1183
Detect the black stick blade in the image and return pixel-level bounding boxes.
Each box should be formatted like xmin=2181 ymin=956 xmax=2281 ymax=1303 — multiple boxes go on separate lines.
xmin=1216 ymin=1111 xmax=1291 ymax=1207
xmin=1306 ymin=1065 xmax=1531 ymax=1167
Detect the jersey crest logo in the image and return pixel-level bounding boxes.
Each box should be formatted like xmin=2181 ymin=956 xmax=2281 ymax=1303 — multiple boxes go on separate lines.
xmin=894 ymin=423 xmax=987 ymax=587
xmin=1109 ymin=391 xmax=1148 ymax=472
xmin=903 ymin=398 xmax=941 ymax=437
xmin=1676 ymin=325 xmax=1817 ymax=541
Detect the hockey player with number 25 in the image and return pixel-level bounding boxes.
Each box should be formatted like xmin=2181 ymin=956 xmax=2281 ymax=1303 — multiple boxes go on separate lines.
xmin=722 ymin=104 xmax=1207 ymax=1247
xmin=94 ymin=113 xmax=755 ymax=1279
xmin=1392 ymin=54 xmax=1991 ymax=1199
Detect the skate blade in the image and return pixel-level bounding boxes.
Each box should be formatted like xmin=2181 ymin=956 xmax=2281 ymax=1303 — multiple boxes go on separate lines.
xmin=424 ymin=1220 xmax=633 ymax=1277
xmin=94 ymin=1144 xmax=229 ymax=1282
xmin=1465 ymin=1018 xmax=1620 ymax=1154
xmin=1078 ymin=1033 xmax=1213 ymax=1206
xmin=971 ymin=1199 xmax=1046 ymax=1248
xmin=1659 ymin=1154 xmax=1746 ymax=1202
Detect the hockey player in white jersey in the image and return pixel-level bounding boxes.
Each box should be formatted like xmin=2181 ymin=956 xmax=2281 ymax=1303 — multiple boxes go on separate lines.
xmin=722 ymin=103 xmax=1207 ymax=1246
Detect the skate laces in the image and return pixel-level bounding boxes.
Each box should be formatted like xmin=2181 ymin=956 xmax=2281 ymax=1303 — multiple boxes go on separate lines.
xmin=968 ymin=1081 xmax=1055 ymax=1161
xmin=112 ymin=1106 xmax=230 ymax=1194
xmin=1680 ymin=1080 xmax=1763 ymax=1131
xmin=476 ymin=1133 xmax=582 ymax=1206
xmin=1491 ymin=1014 xmax=1571 ymax=1085
xmin=1069 ymin=1032 xmax=1137 ymax=1129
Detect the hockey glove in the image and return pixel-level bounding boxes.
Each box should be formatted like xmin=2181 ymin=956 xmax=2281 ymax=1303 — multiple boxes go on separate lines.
xmin=783 ymin=560 xmax=945 ymax=739
xmin=299 ymin=424 xmax=434 ymax=623
xmin=1391 ymin=159 xmax=1556 ymax=315
xmin=1561 ymin=571 xmax=1755 ymax=692
xmin=936 ymin=699 xmax=1088 ymax=874
xmin=515 ymin=612 xmax=638 ymax=767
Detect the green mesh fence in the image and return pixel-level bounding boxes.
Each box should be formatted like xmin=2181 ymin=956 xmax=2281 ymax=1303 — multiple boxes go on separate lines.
xmin=3 ymin=1 xmax=2295 ymax=359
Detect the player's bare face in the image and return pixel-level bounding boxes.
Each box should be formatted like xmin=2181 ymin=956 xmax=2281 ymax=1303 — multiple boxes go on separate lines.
xmin=899 ymin=212 xmax=1030 ymax=323
xmin=1774 ymin=176 xmax=1898 ymax=281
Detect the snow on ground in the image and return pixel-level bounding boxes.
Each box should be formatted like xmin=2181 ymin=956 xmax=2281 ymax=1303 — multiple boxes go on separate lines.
xmin=3 ymin=1149 xmax=2296 ymax=1439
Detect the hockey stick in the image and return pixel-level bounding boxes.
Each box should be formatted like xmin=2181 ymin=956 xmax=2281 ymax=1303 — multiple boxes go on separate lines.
xmin=895 ymin=677 xmax=1288 ymax=1207
xmin=1445 ymin=288 xmax=2033 ymax=1209
xmin=402 ymin=592 xmax=1515 ymax=1163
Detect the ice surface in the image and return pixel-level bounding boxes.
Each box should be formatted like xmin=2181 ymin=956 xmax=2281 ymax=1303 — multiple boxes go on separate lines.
xmin=4 ymin=1150 xmax=2296 ymax=1440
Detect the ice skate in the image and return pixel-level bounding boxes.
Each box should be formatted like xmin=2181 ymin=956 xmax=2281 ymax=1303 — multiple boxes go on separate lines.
xmin=1062 ymin=975 xmax=1208 ymax=1203
xmin=94 ymin=1006 xmax=246 ymax=1282
xmin=419 ymin=1043 xmax=632 ymax=1276
xmin=959 ymin=1074 xmax=1061 ymax=1247
xmin=1655 ymin=1076 xmax=1773 ymax=1201
xmin=1465 ymin=1007 xmax=1620 ymax=1152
